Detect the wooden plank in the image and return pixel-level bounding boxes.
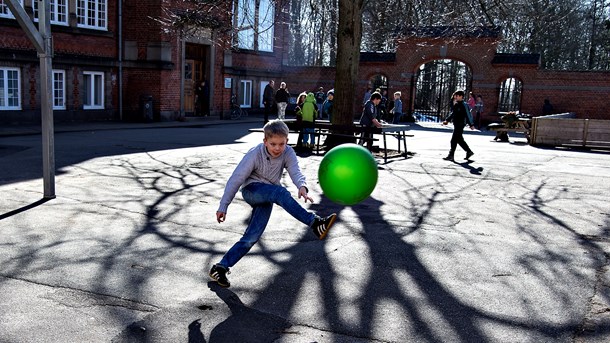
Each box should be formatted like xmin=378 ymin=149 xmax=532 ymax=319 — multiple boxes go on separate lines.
xmin=531 ymin=118 xmax=610 ymax=148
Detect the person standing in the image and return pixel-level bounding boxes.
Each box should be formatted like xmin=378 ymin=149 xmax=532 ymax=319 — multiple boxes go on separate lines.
xmin=322 ymin=90 xmax=334 ymax=121
xmin=363 ymin=87 xmax=372 ymax=105
xmin=314 ymin=87 xmax=326 ymax=118
xmin=379 ymin=89 xmax=389 ymax=122
xmin=299 ymin=93 xmax=318 ymax=149
xmin=275 ymin=82 xmax=290 ymax=120
xmin=467 ymin=92 xmax=476 ymax=111
xmin=474 ymin=94 xmax=484 ymax=128
xmin=359 ymin=91 xmax=383 ymax=151
xmin=442 ymin=90 xmax=475 ymax=161
xmin=263 ymin=80 xmax=275 ymax=124
xmin=391 ymin=91 xmax=402 ymax=124
xmin=542 ymin=99 xmax=554 ymax=116
xmin=195 ymin=80 xmax=209 ymax=116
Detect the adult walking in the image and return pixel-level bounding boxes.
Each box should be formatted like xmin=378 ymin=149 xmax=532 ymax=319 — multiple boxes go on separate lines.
xmin=263 ymin=80 xmax=275 ymax=124
xmin=442 ymin=90 xmax=475 ymax=161
xmin=275 ymin=82 xmax=290 ymax=120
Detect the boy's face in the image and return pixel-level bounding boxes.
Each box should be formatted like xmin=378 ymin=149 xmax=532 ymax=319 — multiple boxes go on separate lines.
xmin=454 ymin=94 xmax=464 ymax=101
xmin=264 ymin=134 xmax=288 ymax=158
xmin=372 ymin=98 xmax=381 ymax=105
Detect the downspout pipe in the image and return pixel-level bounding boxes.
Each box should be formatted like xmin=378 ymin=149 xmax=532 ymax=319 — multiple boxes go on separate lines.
xmin=118 ymin=0 xmax=123 ymax=120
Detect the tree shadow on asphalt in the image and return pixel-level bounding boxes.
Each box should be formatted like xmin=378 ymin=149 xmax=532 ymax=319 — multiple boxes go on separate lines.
xmin=234 ymin=194 xmax=493 ymax=342
xmin=4 ymin=132 xmax=610 ymax=342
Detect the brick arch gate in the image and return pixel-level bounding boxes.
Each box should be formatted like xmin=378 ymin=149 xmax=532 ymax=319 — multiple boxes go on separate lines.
xmin=411 ymin=59 xmax=472 ymax=122
xmin=359 ymin=27 xmax=505 ymax=125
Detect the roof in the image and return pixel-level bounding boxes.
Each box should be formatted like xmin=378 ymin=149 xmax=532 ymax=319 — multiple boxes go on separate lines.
xmin=399 ymin=26 xmax=502 ymax=38
xmin=360 ymin=52 xmax=396 ymax=62
xmin=492 ymin=53 xmax=541 ymax=65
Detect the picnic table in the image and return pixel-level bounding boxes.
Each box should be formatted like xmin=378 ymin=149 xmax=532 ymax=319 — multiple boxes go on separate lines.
xmin=488 ymin=115 xmax=532 ymax=143
xmin=249 ymin=120 xmax=412 ymax=163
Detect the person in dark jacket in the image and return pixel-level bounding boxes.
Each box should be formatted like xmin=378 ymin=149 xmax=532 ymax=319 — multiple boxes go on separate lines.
xmin=263 ymin=80 xmax=275 ymax=124
xmin=359 ymin=91 xmax=383 ymax=151
xmin=442 ymin=90 xmax=475 ymax=161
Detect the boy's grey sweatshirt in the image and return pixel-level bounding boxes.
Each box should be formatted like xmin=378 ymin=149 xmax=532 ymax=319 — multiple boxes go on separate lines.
xmin=217 ymin=143 xmax=308 ymax=213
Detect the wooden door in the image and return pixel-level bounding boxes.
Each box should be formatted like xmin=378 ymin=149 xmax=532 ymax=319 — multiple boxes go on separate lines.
xmin=184 ymin=60 xmax=195 ymax=113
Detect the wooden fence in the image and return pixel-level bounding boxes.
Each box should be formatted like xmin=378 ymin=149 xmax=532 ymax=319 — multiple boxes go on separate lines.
xmin=530 ymin=114 xmax=610 ymax=149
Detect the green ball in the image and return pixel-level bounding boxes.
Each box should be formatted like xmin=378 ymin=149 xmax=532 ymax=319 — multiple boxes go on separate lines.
xmin=318 ymin=143 xmax=378 ymax=205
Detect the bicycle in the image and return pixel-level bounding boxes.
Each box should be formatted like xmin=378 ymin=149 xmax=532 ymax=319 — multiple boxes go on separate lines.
xmin=230 ymin=95 xmax=248 ymax=120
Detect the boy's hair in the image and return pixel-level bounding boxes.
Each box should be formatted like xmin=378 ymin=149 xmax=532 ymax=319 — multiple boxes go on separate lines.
xmin=370 ymin=92 xmax=382 ymax=100
xmin=263 ymin=120 xmax=289 ymax=139
xmin=394 ymin=91 xmax=401 ymax=97
xmin=453 ymin=90 xmax=465 ymax=97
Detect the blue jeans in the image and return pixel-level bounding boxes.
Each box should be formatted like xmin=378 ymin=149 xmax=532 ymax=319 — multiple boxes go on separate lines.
xmin=218 ymin=182 xmax=316 ymax=268
xmin=303 ymin=127 xmax=315 ymax=145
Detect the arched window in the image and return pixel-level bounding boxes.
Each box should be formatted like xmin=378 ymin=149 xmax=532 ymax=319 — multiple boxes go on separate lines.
xmin=498 ymin=78 xmax=522 ymax=112
xmin=369 ymin=74 xmax=388 ymax=93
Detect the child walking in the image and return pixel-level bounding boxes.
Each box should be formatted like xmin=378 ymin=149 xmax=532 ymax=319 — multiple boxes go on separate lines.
xmin=442 ymin=90 xmax=475 ymax=161
xmin=209 ymin=120 xmax=337 ymax=287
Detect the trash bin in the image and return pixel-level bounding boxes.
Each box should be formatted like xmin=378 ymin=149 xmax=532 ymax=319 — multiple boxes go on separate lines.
xmin=140 ymin=95 xmax=153 ymax=122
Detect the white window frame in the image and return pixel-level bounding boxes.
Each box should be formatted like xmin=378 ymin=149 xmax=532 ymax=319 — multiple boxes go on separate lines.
xmin=83 ymin=71 xmax=104 ymax=109
xmin=76 ymin=0 xmax=107 ymax=30
xmin=0 ymin=67 xmax=21 ymax=110
xmin=259 ymin=81 xmax=269 ymax=108
xmin=53 ymin=69 xmax=66 ymax=110
xmin=33 ymin=0 xmax=69 ymax=26
xmin=0 ymin=0 xmax=23 ymax=19
xmin=239 ymin=80 xmax=252 ymax=108
xmin=233 ymin=0 xmax=274 ymax=52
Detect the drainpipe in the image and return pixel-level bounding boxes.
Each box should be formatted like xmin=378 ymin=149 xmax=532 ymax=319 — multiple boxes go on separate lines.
xmin=180 ymin=31 xmax=185 ymax=118
xmin=118 ymin=0 xmax=123 ymax=120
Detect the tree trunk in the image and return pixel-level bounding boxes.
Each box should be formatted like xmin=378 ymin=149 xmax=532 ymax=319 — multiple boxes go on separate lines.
xmin=323 ymin=0 xmax=364 ymax=149
xmin=333 ymin=0 xmax=364 ymax=126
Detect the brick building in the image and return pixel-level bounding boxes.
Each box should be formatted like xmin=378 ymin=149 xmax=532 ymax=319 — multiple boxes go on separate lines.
xmin=1 ymin=2 xmax=609 ymax=125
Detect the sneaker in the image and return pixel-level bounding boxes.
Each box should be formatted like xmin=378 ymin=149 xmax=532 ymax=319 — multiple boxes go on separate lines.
xmin=209 ymin=264 xmax=230 ymax=287
xmin=311 ymin=213 xmax=337 ymax=240
xmin=465 ymin=151 xmax=474 ymax=160
xmin=442 ymin=155 xmax=454 ymax=161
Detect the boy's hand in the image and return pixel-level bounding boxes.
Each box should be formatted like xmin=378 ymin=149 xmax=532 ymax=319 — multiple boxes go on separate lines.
xmin=298 ymin=187 xmax=314 ymax=203
xmin=216 ymin=211 xmax=226 ymax=223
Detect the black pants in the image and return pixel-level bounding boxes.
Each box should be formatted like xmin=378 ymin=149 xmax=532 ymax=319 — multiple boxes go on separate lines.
xmin=449 ymin=126 xmax=472 ymax=156
xmin=264 ymin=103 xmax=273 ymax=123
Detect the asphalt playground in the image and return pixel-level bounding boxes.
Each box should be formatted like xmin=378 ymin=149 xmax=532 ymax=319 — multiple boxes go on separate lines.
xmin=1 ymin=116 xmax=609 ymax=342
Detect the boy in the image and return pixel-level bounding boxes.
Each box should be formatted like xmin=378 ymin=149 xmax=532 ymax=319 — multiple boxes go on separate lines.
xmin=391 ymin=91 xmax=402 ymax=124
xmin=442 ymin=90 xmax=475 ymax=161
xmin=299 ymin=92 xmax=318 ymax=148
xmin=322 ymin=90 xmax=334 ymax=121
xmin=209 ymin=120 xmax=337 ymax=287
xmin=359 ymin=91 xmax=383 ymax=151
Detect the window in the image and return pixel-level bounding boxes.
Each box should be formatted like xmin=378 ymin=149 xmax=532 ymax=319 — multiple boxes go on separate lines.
xmin=83 ymin=71 xmax=104 ymax=109
xmin=239 ymin=80 xmax=252 ymax=108
xmin=0 ymin=67 xmax=21 ymax=110
xmin=53 ymin=70 xmax=66 ymax=110
xmin=498 ymin=78 xmax=522 ymax=112
xmin=233 ymin=0 xmax=274 ymax=52
xmin=33 ymin=0 xmax=68 ymax=26
xmin=77 ymin=0 xmax=107 ymax=30
xmin=0 ymin=0 xmax=23 ymax=19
